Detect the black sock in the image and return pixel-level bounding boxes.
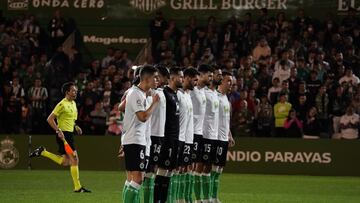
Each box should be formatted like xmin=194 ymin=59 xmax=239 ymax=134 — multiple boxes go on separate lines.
xmin=160 ymin=176 xmax=171 ymax=203
xmin=154 ymin=175 xmax=164 ymax=203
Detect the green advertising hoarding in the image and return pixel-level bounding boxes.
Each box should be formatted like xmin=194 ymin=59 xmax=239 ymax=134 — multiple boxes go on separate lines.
xmin=1 ymin=135 xmax=360 ymax=176
xmin=1 ymin=0 xmax=359 ymax=60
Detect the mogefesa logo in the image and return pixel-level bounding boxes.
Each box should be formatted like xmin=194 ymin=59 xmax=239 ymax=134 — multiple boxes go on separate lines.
xmin=7 ymin=0 xmax=29 ymax=10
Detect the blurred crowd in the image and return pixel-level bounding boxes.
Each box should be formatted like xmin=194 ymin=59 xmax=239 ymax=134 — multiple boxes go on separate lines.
xmin=1 ymin=8 xmax=360 ymax=139
xmin=150 ymin=8 xmax=360 ymax=139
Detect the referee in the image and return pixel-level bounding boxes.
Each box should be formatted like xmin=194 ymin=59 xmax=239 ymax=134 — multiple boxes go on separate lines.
xmin=29 ymin=82 xmax=90 ymax=193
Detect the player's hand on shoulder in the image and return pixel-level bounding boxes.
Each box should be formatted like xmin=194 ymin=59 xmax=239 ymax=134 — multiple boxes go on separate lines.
xmin=152 ymin=93 xmax=160 ymax=103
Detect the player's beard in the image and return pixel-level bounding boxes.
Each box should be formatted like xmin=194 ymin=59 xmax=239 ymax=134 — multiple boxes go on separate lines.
xmin=213 ymin=79 xmax=222 ymax=86
xmin=205 ymin=80 xmax=211 ymax=86
xmin=176 ymin=81 xmax=182 ymax=89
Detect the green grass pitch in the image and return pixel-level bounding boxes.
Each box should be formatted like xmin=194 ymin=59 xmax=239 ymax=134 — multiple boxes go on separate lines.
xmin=1 ymin=170 xmax=360 ymax=203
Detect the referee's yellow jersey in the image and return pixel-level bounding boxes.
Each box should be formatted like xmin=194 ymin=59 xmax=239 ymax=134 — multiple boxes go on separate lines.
xmin=52 ymin=98 xmax=78 ymax=132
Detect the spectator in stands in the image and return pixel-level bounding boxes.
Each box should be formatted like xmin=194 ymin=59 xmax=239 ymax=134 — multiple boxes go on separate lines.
xmin=315 ymin=85 xmax=330 ymax=137
xmin=329 ymin=85 xmax=349 ymax=138
xmin=150 ymin=11 xmax=167 ymax=60
xmin=267 ymin=77 xmax=281 ymax=105
xmin=288 ymin=67 xmax=301 ymax=93
xmin=3 ymin=94 xmax=21 ymax=134
xmin=339 ymin=68 xmax=360 ymax=86
xmin=28 ymin=78 xmax=48 ymax=133
xmin=232 ymin=100 xmax=253 ymax=136
xmin=303 ymin=107 xmax=321 ymax=139
xmin=294 ymin=94 xmax=309 ymax=122
xmin=252 ymin=37 xmax=271 ymax=61
xmin=90 ymin=102 xmax=107 ymax=135
xmin=284 ymin=109 xmax=303 ymax=138
xmin=101 ymin=47 xmax=114 ymax=68
xmin=102 ymin=80 xmax=112 ymax=113
xmin=254 ymin=95 xmax=273 ymax=137
xmin=307 ymin=70 xmax=321 ymax=105
xmin=10 ymin=77 xmax=25 ymax=103
xmin=48 ymin=10 xmax=67 ymax=50
xmin=274 ymin=93 xmax=292 ymax=137
xmin=339 ymin=105 xmax=359 ymax=140
xmin=106 ymin=103 xmax=123 ymax=136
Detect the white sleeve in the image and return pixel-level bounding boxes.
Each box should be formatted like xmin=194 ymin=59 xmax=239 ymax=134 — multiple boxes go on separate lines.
xmin=128 ymin=91 xmax=145 ymax=113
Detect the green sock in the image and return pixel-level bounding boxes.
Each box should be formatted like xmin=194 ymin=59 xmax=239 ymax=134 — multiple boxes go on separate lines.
xmin=122 ymin=180 xmax=130 ymax=201
xmin=202 ymin=174 xmax=211 ymax=200
xmin=178 ymin=174 xmax=186 ymax=200
xmin=136 ymin=185 xmax=141 ymax=203
xmin=124 ymin=181 xmax=140 ymax=203
xmin=171 ymin=174 xmax=179 ymax=202
xmin=143 ymin=177 xmax=151 ymax=203
xmin=149 ymin=176 xmax=155 ymax=203
xmin=211 ymin=171 xmax=221 ymax=199
xmin=184 ymin=173 xmax=191 ymax=201
xmin=194 ymin=173 xmax=202 ymax=200
xmin=189 ymin=173 xmax=195 ymax=201
xmin=167 ymin=176 xmax=173 ymax=203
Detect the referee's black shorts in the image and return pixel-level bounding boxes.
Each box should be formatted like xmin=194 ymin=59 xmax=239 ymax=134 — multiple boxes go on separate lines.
xmin=56 ymin=131 xmax=76 ymax=155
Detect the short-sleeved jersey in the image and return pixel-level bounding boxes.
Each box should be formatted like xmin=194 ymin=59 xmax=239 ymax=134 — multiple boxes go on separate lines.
xmin=145 ymin=96 xmax=153 ymax=156
xmin=163 ymin=86 xmax=180 ymax=140
xmin=177 ymin=89 xmax=193 ymax=143
xmin=121 ymin=86 xmax=148 ymax=146
xmin=190 ymin=86 xmax=206 ymax=135
xmin=203 ymin=87 xmax=219 ymax=140
xmin=218 ymin=91 xmax=231 ymax=141
xmin=151 ymin=88 xmax=166 ymax=137
xmin=52 ymin=98 xmax=78 ymax=132
xmin=185 ymin=91 xmax=194 ymax=144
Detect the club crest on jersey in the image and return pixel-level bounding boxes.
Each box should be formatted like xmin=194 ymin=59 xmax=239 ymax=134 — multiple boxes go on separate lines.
xmin=224 ymin=106 xmax=230 ymax=113
xmin=214 ymin=101 xmax=219 ymax=109
xmin=0 ymin=137 xmax=19 ymax=169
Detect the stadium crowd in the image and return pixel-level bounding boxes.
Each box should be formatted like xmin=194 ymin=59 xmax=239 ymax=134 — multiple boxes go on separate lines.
xmin=0 ymin=8 xmax=360 ymax=138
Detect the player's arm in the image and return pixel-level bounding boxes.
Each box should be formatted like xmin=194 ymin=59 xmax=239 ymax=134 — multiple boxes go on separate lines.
xmin=118 ymin=99 xmax=126 ymax=112
xmin=118 ymin=90 xmax=129 ymax=112
xmin=47 ymin=113 xmax=64 ymax=139
xmin=229 ymin=103 xmax=235 ymax=147
xmin=228 ymin=131 xmax=235 ymax=147
xmin=136 ymin=94 xmax=160 ymax=122
xmin=75 ymin=125 xmax=82 ymax=135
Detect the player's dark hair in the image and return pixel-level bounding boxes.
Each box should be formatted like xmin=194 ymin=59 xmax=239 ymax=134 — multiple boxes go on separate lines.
xmin=134 ymin=66 xmax=142 ymax=77
xmin=140 ymin=65 xmax=157 ymax=81
xmin=211 ymin=64 xmax=221 ymax=71
xmin=184 ymin=68 xmax=200 ymax=78
xmin=61 ymin=82 xmax=75 ymax=95
xmin=198 ymin=64 xmax=213 ymax=73
xmin=169 ymin=67 xmax=182 ymax=76
xmin=222 ymin=70 xmax=233 ymax=77
xmin=132 ymin=66 xmax=142 ymax=85
xmin=156 ymin=65 xmax=170 ymax=79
